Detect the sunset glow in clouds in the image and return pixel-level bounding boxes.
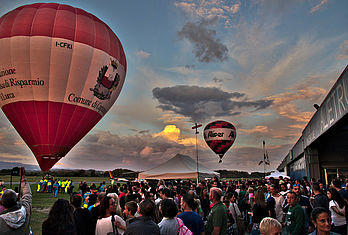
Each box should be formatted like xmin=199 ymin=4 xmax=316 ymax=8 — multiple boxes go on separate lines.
xmin=0 ymin=0 xmax=347 ymax=172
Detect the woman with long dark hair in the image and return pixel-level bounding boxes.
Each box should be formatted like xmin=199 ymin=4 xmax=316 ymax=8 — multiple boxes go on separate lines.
xmin=327 ymin=188 xmax=346 ymax=235
xmin=95 ymin=196 xmax=126 ymax=235
xmin=251 ymin=190 xmax=269 ymax=235
xmin=42 ymin=199 xmax=77 ymax=235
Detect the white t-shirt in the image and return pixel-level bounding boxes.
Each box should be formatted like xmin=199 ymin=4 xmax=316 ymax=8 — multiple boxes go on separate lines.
xmin=329 ymin=200 xmax=346 ymax=226
xmin=273 ymin=194 xmax=285 ymax=223
xmin=95 ymin=215 xmax=126 ymax=235
xmin=229 ymin=203 xmax=241 ymax=222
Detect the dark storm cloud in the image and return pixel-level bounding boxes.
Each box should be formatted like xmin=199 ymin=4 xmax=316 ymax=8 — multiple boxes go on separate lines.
xmin=152 ymin=85 xmax=272 ymax=121
xmin=178 ymin=17 xmax=228 ymax=63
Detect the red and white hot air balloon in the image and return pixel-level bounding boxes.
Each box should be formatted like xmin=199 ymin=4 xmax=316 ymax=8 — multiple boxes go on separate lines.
xmin=203 ymin=120 xmax=236 ymax=163
xmin=0 ymin=3 xmax=126 ymax=171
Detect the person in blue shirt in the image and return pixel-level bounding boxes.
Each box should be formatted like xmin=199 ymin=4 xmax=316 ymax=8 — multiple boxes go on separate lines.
xmin=52 ymin=180 xmax=59 ymax=198
xmin=178 ymin=194 xmax=204 ymax=235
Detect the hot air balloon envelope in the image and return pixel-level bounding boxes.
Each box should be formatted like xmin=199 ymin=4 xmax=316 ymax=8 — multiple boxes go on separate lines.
xmin=204 ymin=120 xmax=236 ymax=162
xmin=0 ymin=3 xmax=126 ymax=171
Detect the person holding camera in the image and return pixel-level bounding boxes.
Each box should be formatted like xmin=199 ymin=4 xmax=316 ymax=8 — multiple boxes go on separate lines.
xmin=0 ymin=167 xmax=32 ymax=235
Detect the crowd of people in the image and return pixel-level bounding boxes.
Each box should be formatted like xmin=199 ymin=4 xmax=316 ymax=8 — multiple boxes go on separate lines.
xmin=1 ymin=168 xmax=348 ymax=235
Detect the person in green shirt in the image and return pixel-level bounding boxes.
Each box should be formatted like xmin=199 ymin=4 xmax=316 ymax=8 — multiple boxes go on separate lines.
xmin=205 ymin=187 xmax=228 ymax=235
xmin=285 ymin=191 xmax=306 ymax=235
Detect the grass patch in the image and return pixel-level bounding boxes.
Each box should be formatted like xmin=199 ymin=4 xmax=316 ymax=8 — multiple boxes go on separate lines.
xmin=2 ymin=177 xmax=115 ymax=235
xmin=31 ymin=209 xmax=48 ymax=235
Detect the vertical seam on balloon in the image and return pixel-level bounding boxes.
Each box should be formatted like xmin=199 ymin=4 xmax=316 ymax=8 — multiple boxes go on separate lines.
xmin=58 ymin=5 xmax=80 ymax=153
xmin=52 ymin=5 xmax=77 ymax=155
xmin=31 ymin=4 xmax=45 ymax=162
xmin=47 ymin=3 xmax=60 ymax=159
xmin=20 ymin=5 xmax=40 ymax=154
xmin=66 ymin=12 xmax=95 ymax=149
xmin=51 ymin=5 xmax=72 ymax=152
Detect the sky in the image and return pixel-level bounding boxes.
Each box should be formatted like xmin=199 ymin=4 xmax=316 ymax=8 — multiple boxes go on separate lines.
xmin=0 ymin=0 xmax=347 ymax=173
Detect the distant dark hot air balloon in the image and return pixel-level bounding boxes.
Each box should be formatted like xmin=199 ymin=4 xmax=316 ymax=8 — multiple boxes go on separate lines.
xmin=0 ymin=3 xmax=126 ymax=171
xmin=203 ymin=120 xmax=236 ymax=163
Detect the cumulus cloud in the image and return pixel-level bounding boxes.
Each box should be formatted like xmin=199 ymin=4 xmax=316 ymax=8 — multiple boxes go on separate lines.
xmin=337 ymin=40 xmax=348 ymax=60
xmin=174 ymin=1 xmax=240 ymax=26
xmin=177 ymin=17 xmax=228 ymax=63
xmin=310 ymin=0 xmax=329 ymax=14
xmin=135 ymin=50 xmax=150 ymax=58
xmin=153 ymin=125 xmax=181 ymax=142
xmin=152 ymin=85 xmax=272 ymax=121
xmin=267 ymin=86 xmax=326 ymax=123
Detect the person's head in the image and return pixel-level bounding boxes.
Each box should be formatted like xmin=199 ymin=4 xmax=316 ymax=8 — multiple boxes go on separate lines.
xmin=201 ymin=188 xmax=208 ymax=197
xmin=259 ymin=217 xmax=282 ymax=235
xmin=312 ymin=182 xmax=321 ymax=195
xmin=327 ymin=188 xmax=345 ymax=208
xmin=228 ymin=192 xmax=238 ymax=203
xmin=107 ymin=193 xmax=119 ymax=206
xmin=0 ymin=189 xmax=17 ymax=208
xmin=280 ymin=183 xmax=287 ymax=192
xmin=254 ymin=190 xmax=266 ymax=208
xmin=139 ymin=199 xmax=155 ymax=217
xmin=292 ymin=183 xmax=300 ymax=195
xmin=269 ymin=184 xmax=278 ymax=196
xmin=145 ymin=192 xmax=155 ymax=201
xmin=87 ymin=193 xmax=98 ymax=207
xmin=162 ymin=188 xmax=171 ymax=198
xmin=124 ymin=201 xmax=138 ymax=217
xmin=287 ymin=191 xmax=298 ymax=207
xmin=160 ymin=198 xmax=178 ymax=219
xmin=183 ymin=193 xmax=197 ymax=211
xmin=45 ymin=199 xmax=74 ymax=230
xmin=209 ymin=187 xmax=222 ymax=202
xmin=311 ymin=207 xmax=331 ymax=233
xmin=99 ymin=196 xmax=116 ymax=218
xmin=70 ymin=193 xmax=83 ymax=209
xmin=331 ymin=179 xmax=341 ymax=189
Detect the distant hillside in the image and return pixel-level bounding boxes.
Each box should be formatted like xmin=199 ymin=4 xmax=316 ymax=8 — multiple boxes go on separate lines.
xmin=0 ymin=161 xmax=40 ymax=171
xmin=0 ymin=162 xmax=267 ymax=179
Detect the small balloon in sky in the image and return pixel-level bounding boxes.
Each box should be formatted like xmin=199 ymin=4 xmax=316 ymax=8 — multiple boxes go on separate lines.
xmin=203 ymin=120 xmax=236 ymax=163
xmin=0 ymin=3 xmax=126 ymax=171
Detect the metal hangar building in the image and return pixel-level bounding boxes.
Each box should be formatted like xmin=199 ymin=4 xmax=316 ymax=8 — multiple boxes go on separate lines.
xmin=277 ymin=65 xmax=348 ymax=184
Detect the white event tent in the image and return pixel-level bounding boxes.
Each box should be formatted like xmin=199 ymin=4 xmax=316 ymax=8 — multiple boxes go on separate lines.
xmin=138 ymin=154 xmax=220 ymax=180
xmin=265 ymin=171 xmax=290 ymax=179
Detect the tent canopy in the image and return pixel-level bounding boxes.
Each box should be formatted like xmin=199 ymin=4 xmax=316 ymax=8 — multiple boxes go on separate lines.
xmin=138 ymin=154 xmax=220 ymax=180
xmin=265 ymin=171 xmax=290 ymax=179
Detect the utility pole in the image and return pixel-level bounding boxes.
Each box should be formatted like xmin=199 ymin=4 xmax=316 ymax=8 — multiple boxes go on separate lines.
xmin=192 ymin=123 xmax=202 ymax=184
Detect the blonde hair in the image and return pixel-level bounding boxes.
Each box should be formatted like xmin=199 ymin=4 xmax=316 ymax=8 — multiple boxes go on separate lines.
xmin=254 ymin=190 xmax=266 ymax=208
xmin=107 ymin=193 xmax=122 ymax=216
xmin=260 ymin=217 xmax=281 ymax=234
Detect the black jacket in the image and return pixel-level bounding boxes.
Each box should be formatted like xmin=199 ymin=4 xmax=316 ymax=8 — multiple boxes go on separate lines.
xmin=124 ymin=216 xmax=160 ymax=235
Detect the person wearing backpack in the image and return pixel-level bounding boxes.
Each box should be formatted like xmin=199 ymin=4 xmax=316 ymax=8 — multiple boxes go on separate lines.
xmin=159 ymin=199 xmax=191 ymax=235
xmin=178 ymin=194 xmax=204 ymax=235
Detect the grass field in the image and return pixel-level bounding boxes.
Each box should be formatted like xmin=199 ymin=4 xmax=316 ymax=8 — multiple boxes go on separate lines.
xmin=0 ymin=175 xmax=111 ymax=183
xmin=2 ymin=176 xmax=114 ymax=235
